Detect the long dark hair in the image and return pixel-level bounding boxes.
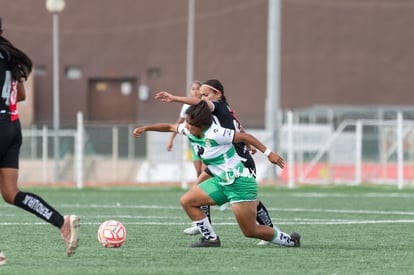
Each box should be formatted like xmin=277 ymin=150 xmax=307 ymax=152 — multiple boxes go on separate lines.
xmin=0 ymin=36 xmax=32 ymax=82
xmin=185 ymin=100 xmax=212 ymax=130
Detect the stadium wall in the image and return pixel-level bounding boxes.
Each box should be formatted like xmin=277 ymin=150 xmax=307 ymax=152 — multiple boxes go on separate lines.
xmin=1 ymin=0 xmax=414 ymax=129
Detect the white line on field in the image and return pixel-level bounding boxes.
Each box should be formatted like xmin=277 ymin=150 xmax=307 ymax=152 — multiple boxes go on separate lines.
xmin=261 ymin=192 xmax=414 ymax=198
xmin=50 ymin=204 xmax=414 ymax=216
xmin=61 ymin=204 xmax=414 ymax=216
xmin=271 ymin=208 xmax=414 ymax=216
xmin=1 ymin=203 xmax=414 ymax=216
xmin=1 ymin=219 xmax=414 ymax=226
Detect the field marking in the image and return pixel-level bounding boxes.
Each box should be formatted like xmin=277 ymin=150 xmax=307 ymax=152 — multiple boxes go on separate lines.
xmin=260 ymin=192 xmax=414 ymax=198
xmin=1 ymin=203 xmax=414 ymax=216
xmin=1 ymin=218 xmax=414 ymax=226
xmin=271 ymin=208 xmax=414 ymax=216
xmin=64 ymin=204 xmax=414 ymax=216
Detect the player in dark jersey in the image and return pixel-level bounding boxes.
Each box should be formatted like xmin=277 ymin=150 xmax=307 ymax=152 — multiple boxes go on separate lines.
xmin=155 ymin=79 xmax=275 ymax=245
xmin=0 ymin=18 xmax=79 ymax=263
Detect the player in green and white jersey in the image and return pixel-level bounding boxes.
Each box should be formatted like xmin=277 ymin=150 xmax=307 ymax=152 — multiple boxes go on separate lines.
xmin=156 ymin=79 xmax=275 ymax=244
xmin=133 ymin=100 xmax=300 ymax=248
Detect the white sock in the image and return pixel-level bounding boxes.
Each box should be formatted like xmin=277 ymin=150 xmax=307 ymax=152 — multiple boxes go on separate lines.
xmin=271 ymin=227 xmax=293 ymax=247
xmin=193 ymin=217 xmax=217 ymax=240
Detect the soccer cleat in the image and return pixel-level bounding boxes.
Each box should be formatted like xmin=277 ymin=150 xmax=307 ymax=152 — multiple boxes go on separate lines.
xmin=189 ymin=237 xmax=221 ymax=248
xmin=0 ymin=250 xmax=6 ymax=266
xmin=290 ymin=232 xmax=301 ymax=247
xmin=257 ymin=240 xmax=271 ymax=246
xmin=183 ymin=225 xmax=201 ymax=235
xmin=60 ymin=215 xmax=80 ymax=256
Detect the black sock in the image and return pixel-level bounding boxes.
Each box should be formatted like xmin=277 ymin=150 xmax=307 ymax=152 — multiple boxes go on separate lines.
xmin=14 ymin=191 xmax=64 ymax=229
xmin=256 ymin=201 xmax=273 ymax=227
xmin=200 ymin=205 xmax=211 ymax=223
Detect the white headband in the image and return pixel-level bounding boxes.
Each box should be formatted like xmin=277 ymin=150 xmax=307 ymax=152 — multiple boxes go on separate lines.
xmin=201 ymin=84 xmax=221 ymax=94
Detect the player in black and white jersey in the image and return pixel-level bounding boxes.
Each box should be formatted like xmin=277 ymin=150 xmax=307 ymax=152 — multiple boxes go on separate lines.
xmin=133 ymin=100 xmax=300 ymax=248
xmin=0 ymin=18 xmax=79 ymax=263
xmin=155 ymin=79 xmax=275 ymax=245
xmin=200 ymin=79 xmax=256 ymax=175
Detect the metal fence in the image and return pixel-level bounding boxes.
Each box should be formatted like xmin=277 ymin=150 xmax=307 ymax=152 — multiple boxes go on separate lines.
xmin=19 ymin=110 xmax=414 ymax=189
xmin=281 ymin=111 xmax=414 ymax=188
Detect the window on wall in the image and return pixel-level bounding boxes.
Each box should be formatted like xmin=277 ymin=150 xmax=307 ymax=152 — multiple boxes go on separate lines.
xmin=65 ymin=66 xmax=82 ymax=80
xmin=121 ymin=81 xmax=132 ymax=96
xmin=34 ymin=65 xmax=46 ymax=76
xmin=147 ymin=67 xmax=161 ymax=78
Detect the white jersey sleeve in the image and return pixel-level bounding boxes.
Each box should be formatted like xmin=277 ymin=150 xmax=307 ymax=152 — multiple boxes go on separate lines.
xmin=179 ymin=104 xmax=190 ymax=119
xmin=177 ymin=123 xmax=189 ymax=136
xmin=209 ymin=124 xmax=235 ymax=145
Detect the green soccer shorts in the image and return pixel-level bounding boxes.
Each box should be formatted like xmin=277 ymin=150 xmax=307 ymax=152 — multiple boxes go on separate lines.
xmin=199 ymin=175 xmax=258 ymax=206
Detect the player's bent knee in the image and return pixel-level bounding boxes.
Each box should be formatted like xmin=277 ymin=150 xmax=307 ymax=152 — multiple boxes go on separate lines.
xmin=180 ymin=192 xmax=203 ymax=209
xmin=179 ymin=193 xmax=192 ymax=208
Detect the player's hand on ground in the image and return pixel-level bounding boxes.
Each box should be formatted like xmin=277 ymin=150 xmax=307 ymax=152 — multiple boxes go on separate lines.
xmin=133 ymin=127 xmax=145 ymax=138
xmin=268 ymin=153 xmax=285 ymax=169
xmin=154 ymin=91 xmax=173 ymax=102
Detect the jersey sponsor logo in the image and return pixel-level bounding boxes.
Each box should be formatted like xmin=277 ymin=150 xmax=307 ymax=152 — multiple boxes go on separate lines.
xmin=222 ymin=129 xmax=232 ymax=137
xmin=205 ymin=138 xmax=212 ymax=148
xmin=195 ymin=145 xmax=204 ymax=157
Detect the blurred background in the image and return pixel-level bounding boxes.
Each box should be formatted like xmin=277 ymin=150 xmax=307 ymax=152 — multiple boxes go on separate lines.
xmin=1 ymin=0 xmax=414 ymax=187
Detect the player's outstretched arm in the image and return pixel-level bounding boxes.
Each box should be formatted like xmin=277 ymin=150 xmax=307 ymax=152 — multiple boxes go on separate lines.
xmin=133 ymin=123 xmax=178 ymax=138
xmin=155 ymin=91 xmax=201 ymax=105
xmin=167 ymin=117 xmax=185 ymax=151
xmin=234 ymin=132 xmax=285 ymax=169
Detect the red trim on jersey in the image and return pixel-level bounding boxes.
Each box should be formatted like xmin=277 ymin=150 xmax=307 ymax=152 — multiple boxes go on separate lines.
xmin=10 ymin=81 xmax=19 ymax=121
xmin=229 ymin=107 xmax=242 ymax=130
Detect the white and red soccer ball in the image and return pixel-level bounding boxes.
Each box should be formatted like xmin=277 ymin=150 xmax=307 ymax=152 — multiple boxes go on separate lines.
xmin=97 ymin=220 xmax=127 ymax=248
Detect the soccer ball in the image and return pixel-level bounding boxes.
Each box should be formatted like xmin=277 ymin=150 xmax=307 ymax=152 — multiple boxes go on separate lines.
xmin=97 ymin=220 xmax=127 ymax=248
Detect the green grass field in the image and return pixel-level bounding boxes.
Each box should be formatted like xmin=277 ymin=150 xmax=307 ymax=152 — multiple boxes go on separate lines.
xmin=0 ymin=185 xmax=413 ymax=274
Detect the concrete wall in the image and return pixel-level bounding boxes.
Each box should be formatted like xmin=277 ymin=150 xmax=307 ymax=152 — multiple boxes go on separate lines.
xmin=1 ymin=0 xmax=413 ymax=129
